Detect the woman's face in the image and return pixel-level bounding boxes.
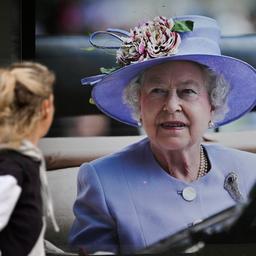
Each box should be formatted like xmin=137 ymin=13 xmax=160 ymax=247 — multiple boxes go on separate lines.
xmin=140 ymin=61 xmax=213 ymax=151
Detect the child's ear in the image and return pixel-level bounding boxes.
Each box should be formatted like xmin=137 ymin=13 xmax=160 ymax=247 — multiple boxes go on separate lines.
xmin=41 ymin=95 xmax=54 ymax=119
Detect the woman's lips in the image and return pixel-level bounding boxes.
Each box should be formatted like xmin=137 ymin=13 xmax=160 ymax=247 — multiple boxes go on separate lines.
xmin=160 ymin=121 xmax=187 ymax=129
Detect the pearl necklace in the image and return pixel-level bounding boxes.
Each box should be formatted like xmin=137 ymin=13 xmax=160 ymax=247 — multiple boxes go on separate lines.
xmin=197 ymin=145 xmax=208 ymax=179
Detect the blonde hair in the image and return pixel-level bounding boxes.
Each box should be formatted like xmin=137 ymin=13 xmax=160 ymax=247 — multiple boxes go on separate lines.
xmin=0 ymin=61 xmax=55 ymax=145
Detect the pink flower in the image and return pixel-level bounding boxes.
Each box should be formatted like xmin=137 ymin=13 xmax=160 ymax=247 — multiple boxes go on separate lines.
xmin=116 ymin=16 xmax=182 ymax=65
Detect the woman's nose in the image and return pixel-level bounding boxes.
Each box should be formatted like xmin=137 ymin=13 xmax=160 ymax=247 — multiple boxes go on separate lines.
xmin=164 ymin=93 xmax=182 ymax=113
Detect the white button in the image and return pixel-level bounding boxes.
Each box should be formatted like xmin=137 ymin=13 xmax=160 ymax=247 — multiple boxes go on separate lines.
xmin=182 ymin=187 xmax=197 ymax=201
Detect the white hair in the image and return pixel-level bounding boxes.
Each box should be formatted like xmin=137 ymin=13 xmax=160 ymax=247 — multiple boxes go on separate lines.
xmin=123 ymin=63 xmax=230 ymax=124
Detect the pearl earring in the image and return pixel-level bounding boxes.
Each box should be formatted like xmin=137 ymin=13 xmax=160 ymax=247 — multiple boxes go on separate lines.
xmin=137 ymin=118 xmax=142 ymax=127
xmin=208 ymin=120 xmax=214 ymax=129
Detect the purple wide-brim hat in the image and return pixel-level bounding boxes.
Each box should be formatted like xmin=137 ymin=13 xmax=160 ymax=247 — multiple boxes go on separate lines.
xmin=82 ymin=15 xmax=256 ymax=127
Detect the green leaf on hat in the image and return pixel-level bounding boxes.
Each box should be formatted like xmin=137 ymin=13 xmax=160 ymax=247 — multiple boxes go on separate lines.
xmin=100 ymin=66 xmax=119 ymax=74
xmin=172 ymin=20 xmax=194 ymax=32
xmin=89 ymin=97 xmax=95 ymax=105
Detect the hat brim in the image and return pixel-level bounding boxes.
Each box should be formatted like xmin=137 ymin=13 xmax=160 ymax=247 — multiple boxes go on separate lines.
xmin=91 ymin=54 xmax=256 ymax=127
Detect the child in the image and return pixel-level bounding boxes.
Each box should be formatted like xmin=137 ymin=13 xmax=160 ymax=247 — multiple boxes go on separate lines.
xmin=0 ymin=62 xmax=59 ymax=256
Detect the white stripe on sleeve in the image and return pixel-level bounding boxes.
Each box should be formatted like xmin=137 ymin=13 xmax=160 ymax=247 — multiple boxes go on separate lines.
xmin=0 ymin=175 xmax=21 ymax=231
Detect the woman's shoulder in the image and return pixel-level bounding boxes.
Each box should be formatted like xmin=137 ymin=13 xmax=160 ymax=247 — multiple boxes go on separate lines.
xmin=79 ymin=137 xmax=149 ymax=172
xmin=204 ymin=142 xmax=255 ymax=154
xmin=204 ymin=143 xmax=256 ymax=162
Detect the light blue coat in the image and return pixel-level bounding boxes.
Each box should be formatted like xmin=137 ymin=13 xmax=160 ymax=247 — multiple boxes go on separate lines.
xmin=68 ymin=138 xmax=256 ymax=254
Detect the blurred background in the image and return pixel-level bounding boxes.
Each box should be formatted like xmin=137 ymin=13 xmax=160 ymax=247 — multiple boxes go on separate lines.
xmin=36 ymin=0 xmax=256 ymax=36
xmin=34 ymin=0 xmax=256 ymax=137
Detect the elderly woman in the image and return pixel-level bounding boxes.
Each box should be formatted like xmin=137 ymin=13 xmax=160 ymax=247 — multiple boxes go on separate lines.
xmin=69 ymin=15 xmax=256 ymax=254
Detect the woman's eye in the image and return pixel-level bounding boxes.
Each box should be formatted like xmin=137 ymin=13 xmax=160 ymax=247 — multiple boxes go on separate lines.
xmin=151 ymin=88 xmax=167 ymax=94
xmin=182 ymin=88 xmax=197 ymax=95
xmin=179 ymin=88 xmax=199 ymax=101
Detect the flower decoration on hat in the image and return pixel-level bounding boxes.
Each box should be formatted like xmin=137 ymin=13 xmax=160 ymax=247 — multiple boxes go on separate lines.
xmin=88 ymin=16 xmax=194 ymax=74
xmin=116 ymin=16 xmax=194 ymax=66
